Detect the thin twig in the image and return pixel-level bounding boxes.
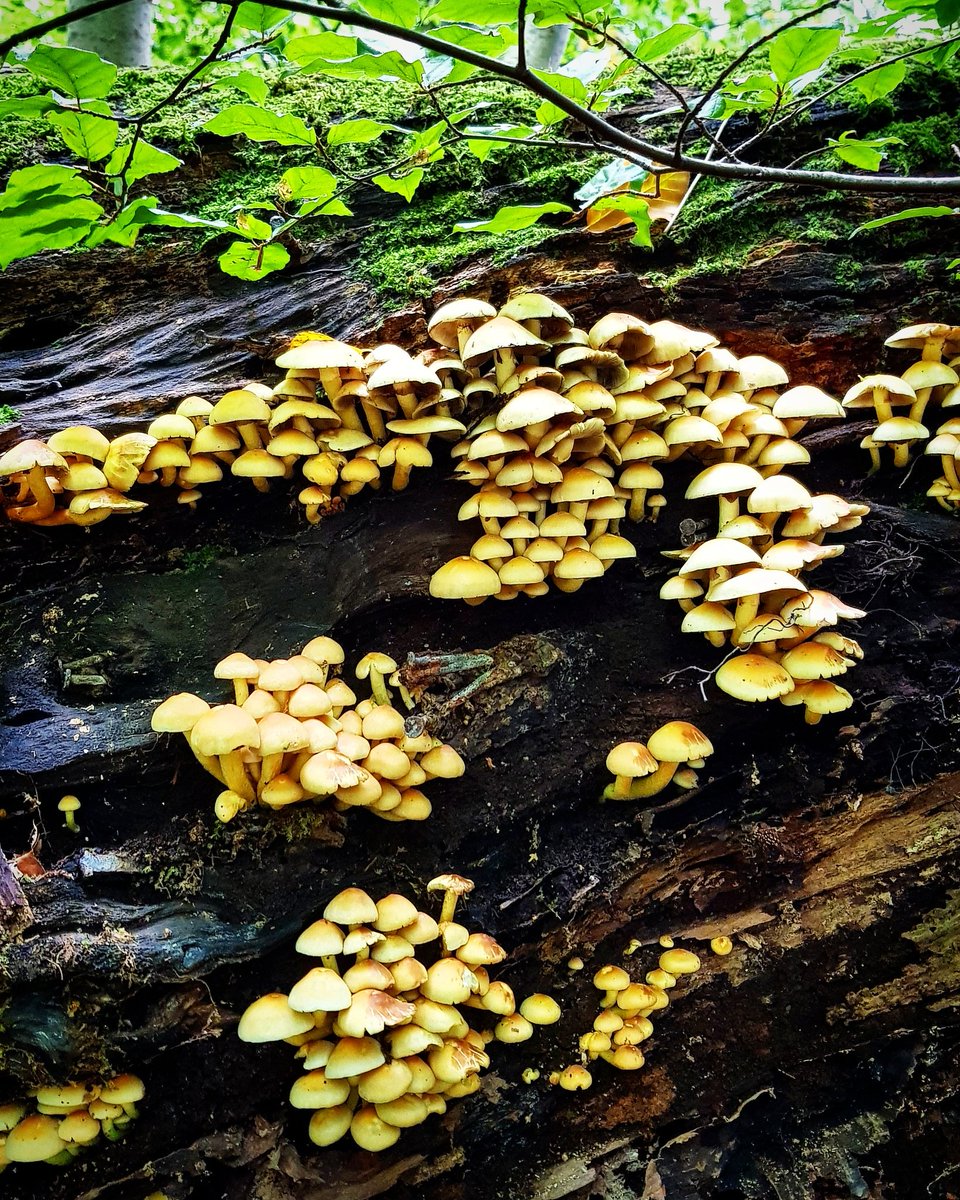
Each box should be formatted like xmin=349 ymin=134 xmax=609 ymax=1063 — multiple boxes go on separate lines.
xmin=569 ymin=14 xmax=739 ymax=162
xmin=673 ymin=0 xmax=837 ymax=156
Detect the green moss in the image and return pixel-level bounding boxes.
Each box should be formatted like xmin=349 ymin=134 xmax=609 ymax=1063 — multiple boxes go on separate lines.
xmin=880 ymin=113 xmax=960 ymax=175
xmin=833 ymin=255 xmax=864 ymax=292
xmin=353 ymin=155 xmax=603 ymax=304
xmin=0 ymin=405 xmax=20 ymax=428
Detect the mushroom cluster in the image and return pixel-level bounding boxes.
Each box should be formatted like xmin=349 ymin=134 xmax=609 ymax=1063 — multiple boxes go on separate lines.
xmin=603 ymin=722 xmax=714 ymax=800
xmin=551 ymin=945 xmax=704 ymax=1090
xmin=661 ymin=462 xmax=868 ymax=723
xmin=426 ymin=300 xmax=848 ymax=603
xmin=238 ymin=877 xmax=560 ymax=1151
xmin=0 ymin=335 xmax=465 ymax=525
xmin=0 ymin=1075 xmax=143 ymax=1172
xmin=151 ymin=638 xmax=464 ymax=824
xmin=843 ymin=323 xmax=960 ymax=484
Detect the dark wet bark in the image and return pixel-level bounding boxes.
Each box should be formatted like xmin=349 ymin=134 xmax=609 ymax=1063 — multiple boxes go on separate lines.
xmin=1 ymin=177 xmax=959 ymax=1200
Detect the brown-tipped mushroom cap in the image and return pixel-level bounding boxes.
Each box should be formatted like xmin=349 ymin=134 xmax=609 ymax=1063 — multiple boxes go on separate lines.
xmin=715 ymin=653 xmax=795 ymax=702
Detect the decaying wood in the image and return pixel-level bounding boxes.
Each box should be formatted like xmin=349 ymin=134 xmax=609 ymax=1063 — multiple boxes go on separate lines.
xmin=1 ymin=162 xmax=960 ymax=1200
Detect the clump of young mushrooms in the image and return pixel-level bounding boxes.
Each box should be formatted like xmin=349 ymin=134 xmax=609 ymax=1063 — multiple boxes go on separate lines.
xmin=238 ymin=877 xmax=560 ymax=1151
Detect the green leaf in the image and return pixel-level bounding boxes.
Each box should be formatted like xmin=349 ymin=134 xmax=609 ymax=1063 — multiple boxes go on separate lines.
xmin=300 ymin=51 xmax=424 ymax=84
xmin=105 ymin=140 xmax=182 ymax=184
xmin=203 ymin=104 xmax=316 ymax=146
xmin=328 ymin=118 xmax=395 ymax=145
xmin=429 ymin=22 xmax=513 ymax=55
xmin=48 ymin=101 xmax=118 ymax=162
xmin=85 ymin=195 xmax=161 ymax=248
xmin=234 ymin=2 xmax=288 ymax=32
xmin=828 ymin=130 xmax=903 ymax=171
xmin=219 ymin=240 xmax=290 ymax=280
xmin=853 ymin=205 xmax=957 ymax=233
xmin=284 ymin=33 xmax=359 ymax=64
xmin=0 ymin=164 xmax=93 ymax=209
xmin=429 ymin=0 xmax=517 ymax=20
xmin=26 ymin=45 xmax=117 ymax=99
xmin=209 ymin=70 xmax=271 ymax=104
xmin=0 ymin=192 xmax=103 ymax=268
xmin=590 ymin=194 xmax=653 ymax=247
xmin=356 ymin=0 xmax=420 ymax=26
xmin=850 ymin=60 xmax=906 ymax=103
xmin=533 ymin=70 xmax=587 ymax=125
xmin=279 ymin=166 xmax=338 ymax=200
xmin=575 ymin=157 xmax=650 ymax=206
xmin=298 ymin=197 xmax=352 ymax=217
xmin=134 ymin=208 xmax=242 ymax=233
xmin=633 ymin=24 xmax=698 ymax=61
xmin=769 ymin=27 xmax=841 ymax=85
xmin=0 ymin=95 xmax=64 ymax=118
xmin=453 ymin=201 xmax=572 ymax=234
xmin=372 ymin=169 xmax=424 ymax=202
xmin=236 ymin=211 xmax=274 ymax=239
xmin=464 ymin=123 xmax=533 ymax=160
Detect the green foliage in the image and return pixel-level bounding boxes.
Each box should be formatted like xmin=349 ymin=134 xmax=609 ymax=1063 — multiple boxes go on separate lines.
xmin=0 ymin=0 xmax=957 ymax=285
xmin=453 ymin=201 xmax=573 ymax=234
xmin=0 ymin=405 xmax=21 ymax=427
xmin=853 ymin=204 xmax=957 ymax=231
xmin=827 ymin=130 xmax=904 ymax=170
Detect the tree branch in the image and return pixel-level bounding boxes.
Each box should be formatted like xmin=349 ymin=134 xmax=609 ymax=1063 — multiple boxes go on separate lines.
xmin=4 ymin=0 xmax=960 ymax=194
xmin=516 ymin=0 xmax=528 ymax=75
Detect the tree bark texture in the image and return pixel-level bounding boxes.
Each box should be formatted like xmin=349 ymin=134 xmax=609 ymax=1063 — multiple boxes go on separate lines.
xmin=1 ymin=98 xmax=960 ymax=1200
xmin=67 ymin=0 xmax=154 ymax=67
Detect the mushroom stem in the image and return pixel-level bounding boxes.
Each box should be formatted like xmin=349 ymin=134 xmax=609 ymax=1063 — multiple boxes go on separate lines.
xmin=922 ymin=339 xmax=945 ymax=362
xmin=361 ymin=401 xmax=387 ymax=442
xmin=942 ymin=456 xmax=960 ymax=491
xmin=628 ymin=760 xmax=678 ymax=798
xmin=909 ymin=391 xmax=932 ymax=424
xmin=804 ymin=708 xmax=823 ymax=725
xmin=232 ymin=680 xmax=250 ymax=705
xmin=219 ymin=752 xmax=256 ymax=803
xmin=368 ymin=669 xmax=392 ymax=707
xmin=439 ymin=889 xmax=462 ymax=925
xmin=892 ymin=441 xmax=913 ymax=469
xmin=717 ymin=495 xmax=739 ymax=530
xmin=627 ymin=491 xmax=647 ymax=522
xmin=872 ymin=393 xmax=894 ymax=424
xmin=494 ymin=350 xmax=518 ymax=391
xmin=733 ymin=593 xmax=762 ymax=643
xmin=608 ymin=773 xmax=636 ymax=800
xmin=740 ymin=435 xmax=770 ymax=465
xmin=391 ymin=461 xmax=414 ymax=491
xmin=10 ymin=464 xmax=57 ymax=522
xmin=392 ymin=383 xmax=415 ymax=419
xmin=863 ymin=439 xmax=882 ymax=474
xmin=259 ymin=753 xmax=284 ymax=793
xmin=237 ymin=423 xmax=262 ymax=452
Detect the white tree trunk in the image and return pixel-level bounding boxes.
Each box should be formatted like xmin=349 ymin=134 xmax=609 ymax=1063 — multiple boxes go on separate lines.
xmin=523 ymin=21 xmax=570 ymax=71
xmin=67 ymin=0 xmax=154 ymax=66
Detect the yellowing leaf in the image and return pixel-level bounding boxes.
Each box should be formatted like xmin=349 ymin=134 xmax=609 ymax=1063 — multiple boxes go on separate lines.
xmin=585 ymin=169 xmax=690 ymax=236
